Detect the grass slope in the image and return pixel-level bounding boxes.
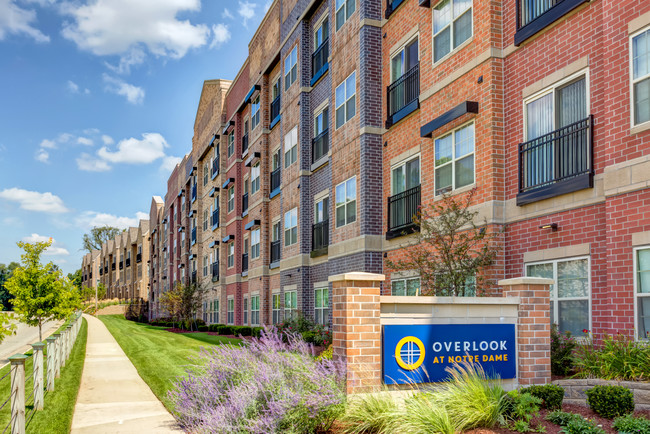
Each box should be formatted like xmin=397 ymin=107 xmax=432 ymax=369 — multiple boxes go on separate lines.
xmin=98 ymin=315 xmax=241 ymax=410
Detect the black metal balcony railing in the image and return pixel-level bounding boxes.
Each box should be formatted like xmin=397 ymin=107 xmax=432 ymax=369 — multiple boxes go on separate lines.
xmin=517 ymin=115 xmax=593 ymax=205
xmin=270 ymin=96 xmax=281 ymax=123
xmin=242 ymin=253 xmax=249 ymax=273
xmin=211 ymin=156 xmax=220 ymax=177
xmin=112 ymin=263 xmax=116 ymax=271
xmin=270 ymin=240 xmax=281 ymax=264
xmin=104 ymin=266 xmax=109 ymax=274
xmin=514 ymin=0 xmax=588 ymax=45
xmin=385 ymin=0 xmax=406 ymax=18
xmin=191 ymin=270 xmax=197 ymax=284
xmin=242 ymin=134 xmax=249 ymax=154
xmin=211 ymin=208 xmax=219 ymax=228
xmin=125 ymin=258 xmax=131 ymax=267
xmin=136 ymin=253 xmax=142 ymax=263
xmin=119 ymin=261 xmax=123 ymax=270
xmin=191 ymin=183 xmax=197 ymax=202
xmin=518 ymin=0 xmax=562 ymax=28
xmin=387 ymin=63 xmax=420 ymax=120
xmin=212 ymin=261 xmax=219 ymax=281
xmin=312 ymin=129 xmax=329 ymax=163
xmin=312 ymin=38 xmax=329 ymax=79
xmin=242 ymin=193 xmax=249 ymax=214
xmin=89 ymin=272 xmax=92 ymax=279
xmin=270 ymin=167 xmax=281 ymax=193
xmin=191 ymin=227 xmax=197 ymax=244
xmin=100 ymin=268 xmax=103 ymax=276
xmin=312 ymin=220 xmax=329 ymax=252
xmin=387 ymin=185 xmax=421 ymax=237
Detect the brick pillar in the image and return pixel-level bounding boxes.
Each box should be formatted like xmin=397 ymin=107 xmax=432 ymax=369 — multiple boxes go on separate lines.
xmin=499 ymin=277 xmax=553 ymax=386
xmin=329 ymin=272 xmax=384 ymax=394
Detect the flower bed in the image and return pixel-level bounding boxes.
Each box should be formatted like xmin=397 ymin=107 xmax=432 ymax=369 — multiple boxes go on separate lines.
xmin=553 ymin=379 xmax=650 ymax=411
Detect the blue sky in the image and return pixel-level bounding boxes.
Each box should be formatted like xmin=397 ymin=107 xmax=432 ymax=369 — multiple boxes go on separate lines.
xmin=0 ymin=0 xmax=270 ymax=274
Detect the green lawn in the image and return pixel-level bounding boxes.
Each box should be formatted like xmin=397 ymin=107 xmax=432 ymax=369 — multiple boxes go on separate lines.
xmin=98 ymin=315 xmax=241 ymax=410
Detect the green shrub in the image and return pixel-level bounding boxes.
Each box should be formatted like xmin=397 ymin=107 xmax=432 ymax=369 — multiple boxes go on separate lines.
xmin=551 ymin=324 xmax=576 ymax=376
xmin=612 ymin=413 xmax=650 ymax=433
xmin=278 ymin=313 xmax=331 ymax=346
xmin=216 ymin=325 xmax=232 ymax=335
xmin=500 ymin=390 xmax=542 ymax=432
xmin=237 ymin=326 xmax=252 ymax=337
xmin=198 ymin=325 xmax=208 ymax=332
xmin=252 ymin=327 xmax=263 ymax=338
xmin=574 ymin=334 xmax=650 ymax=381
xmin=561 ymin=417 xmax=606 ymax=434
xmin=522 ymin=384 xmax=564 ymax=410
xmin=585 ymin=385 xmax=634 ymax=419
xmin=402 ymin=393 xmax=457 ymax=434
xmin=317 ymin=345 xmax=333 ymax=361
xmin=341 ymin=392 xmax=402 ymax=434
xmin=546 ymin=410 xmax=583 ymax=426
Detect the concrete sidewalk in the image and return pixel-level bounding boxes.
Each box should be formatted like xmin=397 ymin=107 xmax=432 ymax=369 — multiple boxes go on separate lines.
xmin=71 ymin=314 xmax=183 ymax=433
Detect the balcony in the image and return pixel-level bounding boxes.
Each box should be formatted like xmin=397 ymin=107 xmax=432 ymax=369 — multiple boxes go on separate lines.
xmin=99 ymin=268 xmax=103 ymax=276
xmin=191 ymin=270 xmax=197 ymax=285
xmin=191 ymin=227 xmax=197 ymax=245
xmin=104 ymin=266 xmax=109 ymax=274
xmin=211 ymin=156 xmax=220 ymax=179
xmin=242 ymin=253 xmax=249 ymax=275
xmin=311 ymin=38 xmax=329 ymax=86
xmin=125 ymin=258 xmax=131 ymax=267
xmin=515 ymin=0 xmax=589 ymax=46
xmin=242 ymin=193 xmax=249 ymax=216
xmin=211 ymin=261 xmax=219 ymax=282
xmin=386 ymin=185 xmax=421 ymax=239
xmin=311 ymin=220 xmax=329 ymax=257
xmin=312 ymin=129 xmax=329 ymax=164
xmin=112 ymin=263 xmax=116 ymax=271
xmin=517 ymin=115 xmax=593 ymax=206
xmin=242 ymin=134 xmax=249 ymax=155
xmin=270 ymin=96 xmax=281 ymax=129
xmin=270 ymin=167 xmax=281 ymax=197
xmin=119 ymin=261 xmax=123 ymax=270
xmin=385 ymin=0 xmax=406 ymax=18
xmin=386 ymin=63 xmax=420 ymax=128
xmin=136 ymin=253 xmax=142 ymax=263
xmin=270 ymin=240 xmax=281 ymax=265
xmin=211 ymin=208 xmax=220 ymax=229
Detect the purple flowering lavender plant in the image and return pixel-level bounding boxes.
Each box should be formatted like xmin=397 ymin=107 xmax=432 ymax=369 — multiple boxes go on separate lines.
xmin=169 ymin=326 xmax=347 ymax=433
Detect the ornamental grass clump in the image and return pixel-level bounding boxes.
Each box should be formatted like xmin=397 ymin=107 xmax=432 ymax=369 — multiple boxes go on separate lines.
xmin=168 ymin=327 xmax=346 ymax=433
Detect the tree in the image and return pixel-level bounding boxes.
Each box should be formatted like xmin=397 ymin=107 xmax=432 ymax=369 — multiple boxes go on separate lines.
xmin=68 ymin=268 xmax=82 ymax=293
xmin=82 ymin=226 xmax=121 ymax=253
xmin=386 ymin=188 xmax=503 ymax=297
xmin=0 ymin=262 xmax=20 ymax=310
xmin=0 ymin=313 xmax=16 ymax=343
xmin=5 ymin=240 xmax=81 ymax=341
xmin=159 ymin=282 xmax=206 ymax=330
xmin=96 ymin=282 xmax=107 ymax=300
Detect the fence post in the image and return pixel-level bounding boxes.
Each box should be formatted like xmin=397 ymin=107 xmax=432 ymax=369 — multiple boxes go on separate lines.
xmin=67 ymin=324 xmax=73 ymax=358
xmin=9 ymin=354 xmax=27 ymax=434
xmin=52 ymin=333 xmax=61 ymax=378
xmin=31 ymin=343 xmax=44 ymax=411
xmin=45 ymin=337 xmax=56 ymax=391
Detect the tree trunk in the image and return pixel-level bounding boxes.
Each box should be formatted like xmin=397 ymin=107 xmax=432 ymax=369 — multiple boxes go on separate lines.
xmin=38 ymin=321 xmax=42 ymax=342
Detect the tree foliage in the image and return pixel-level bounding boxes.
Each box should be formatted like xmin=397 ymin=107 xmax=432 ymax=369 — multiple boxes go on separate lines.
xmin=0 ymin=313 xmax=16 ymax=343
xmin=159 ymin=282 xmax=207 ymax=330
xmin=0 ymin=261 xmax=20 ymax=310
xmin=68 ymin=268 xmax=82 ymax=292
xmin=82 ymin=226 xmax=121 ymax=253
xmin=5 ymin=240 xmax=81 ymax=340
xmin=386 ymin=188 xmax=503 ymax=296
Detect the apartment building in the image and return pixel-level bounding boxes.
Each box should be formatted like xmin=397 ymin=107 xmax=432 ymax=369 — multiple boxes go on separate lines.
xmin=382 ymin=0 xmax=650 ymax=340
xmin=80 ymin=249 xmax=100 ymax=291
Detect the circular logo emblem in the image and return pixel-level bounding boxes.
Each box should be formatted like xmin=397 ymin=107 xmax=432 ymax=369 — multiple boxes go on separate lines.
xmin=395 ymin=336 xmax=425 ymax=370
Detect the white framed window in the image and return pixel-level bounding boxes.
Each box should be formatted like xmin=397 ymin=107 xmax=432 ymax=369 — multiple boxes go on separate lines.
xmin=251 ymin=295 xmax=260 ymax=326
xmin=634 ymin=246 xmax=650 ymax=340
xmin=203 ymin=209 xmax=209 ymax=231
xmin=227 ymin=132 xmax=234 ymax=157
xmin=314 ymin=287 xmax=329 ymax=325
xmin=284 ymin=127 xmax=298 ymax=168
xmin=227 ymin=297 xmax=234 ymax=325
xmin=391 ymin=37 xmax=419 ymax=83
xmin=284 ymin=46 xmax=298 ymax=90
xmin=335 ymin=0 xmax=355 ymax=31
xmin=210 ymin=299 xmax=220 ymax=324
xmin=227 ymin=242 xmax=234 ymax=268
xmin=433 ymin=0 xmax=472 ymax=63
xmin=315 ymin=106 xmax=329 ymax=136
xmin=243 ymin=297 xmax=248 ymax=325
xmin=227 ymin=186 xmax=235 ymax=213
xmin=434 ymin=122 xmax=475 ymax=195
xmin=203 ymin=255 xmax=208 ymax=277
xmin=272 ymin=77 xmax=281 ymax=101
xmin=391 ymin=276 xmax=421 ymax=296
xmin=251 ymin=228 xmax=260 ymax=259
xmin=315 ymin=17 xmax=329 ymax=50
xmin=526 ymin=256 xmax=591 ymax=336
xmin=392 ymin=155 xmax=420 ymax=195
xmin=272 ymin=293 xmax=281 ymax=324
xmin=335 ymin=176 xmax=356 ymax=227
xmin=335 ymin=72 xmax=356 ymax=128
xmin=284 ymin=290 xmax=297 ymax=320
xmin=251 ymin=162 xmax=260 ymax=194
xmin=251 ymin=96 xmax=261 ymax=129
xmin=272 ymin=148 xmax=281 ymax=171
xmin=631 ymin=27 xmax=650 ymax=127
xmin=203 ymin=162 xmax=209 ymax=186
xmin=284 ymin=208 xmax=298 ymax=246
xmin=315 ymin=196 xmax=329 ymax=224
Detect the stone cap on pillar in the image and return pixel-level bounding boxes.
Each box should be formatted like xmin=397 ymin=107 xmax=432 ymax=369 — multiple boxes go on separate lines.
xmin=45 ymin=337 xmax=56 ymax=343
xmin=498 ymin=277 xmax=555 ymax=286
xmin=31 ymin=342 xmax=45 ymax=349
xmin=8 ymin=354 xmax=27 ymax=364
xmin=328 ymin=272 xmax=385 ymax=282
xmin=52 ymin=333 xmax=61 ymax=337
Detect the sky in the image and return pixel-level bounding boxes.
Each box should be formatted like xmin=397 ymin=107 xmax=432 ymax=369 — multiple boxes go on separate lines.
xmin=0 ymin=0 xmax=272 ymax=274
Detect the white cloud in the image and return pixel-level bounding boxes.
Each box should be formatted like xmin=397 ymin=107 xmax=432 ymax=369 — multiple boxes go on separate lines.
xmin=21 ymin=233 xmax=70 ymax=256
xmin=0 ymin=188 xmax=69 ymax=213
xmin=39 ymin=138 xmax=56 ymax=149
xmin=161 ymin=155 xmax=182 ymax=172
xmin=103 ymin=74 xmax=144 ymax=104
xmin=0 ymin=0 xmax=50 ymax=43
xmin=83 ymin=128 xmax=100 ymax=135
xmin=98 ymin=133 xmax=167 ymax=164
xmin=76 ymin=152 xmax=111 ymax=172
xmin=77 ymin=137 xmax=93 ymax=146
xmin=101 ymin=134 xmax=114 ymax=145
xmin=210 ymin=23 xmax=230 ymax=49
xmin=222 ymin=8 xmax=233 ymax=19
xmin=61 ymin=0 xmax=209 ymax=64
xmin=104 ymin=46 xmax=145 ymax=75
xmin=238 ymin=1 xmax=256 ymax=27
xmin=58 ymin=133 xmax=73 ymax=143
xmin=76 ymin=211 xmax=147 ymax=230
xmin=35 ymin=148 xmax=49 ymax=163
xmin=67 ymin=80 xmax=79 ymax=93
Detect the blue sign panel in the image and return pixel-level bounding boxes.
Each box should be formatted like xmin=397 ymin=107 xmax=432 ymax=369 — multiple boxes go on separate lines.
xmin=383 ymin=324 xmax=516 ymax=385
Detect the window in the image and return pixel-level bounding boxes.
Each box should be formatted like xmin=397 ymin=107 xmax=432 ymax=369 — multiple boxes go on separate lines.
xmin=335 ymin=72 xmax=356 ymax=128
xmin=243 ymin=297 xmax=248 ymax=325
xmin=314 ymin=287 xmax=329 ymax=325
xmin=392 ymin=156 xmax=420 ymax=195
xmin=315 ymin=197 xmax=329 ymax=224
xmin=203 ymin=209 xmax=208 ymax=231
xmin=203 ymin=162 xmax=209 ymax=186
xmin=227 ymin=298 xmax=234 ymax=324
xmin=391 ymin=277 xmax=421 ymax=296
xmin=434 ymin=122 xmax=474 ymax=195
xmin=314 ymin=107 xmax=329 ymax=162
xmin=251 ymin=295 xmax=260 ymax=326
xmin=335 ymin=0 xmax=355 ymax=31
xmin=272 ymin=77 xmax=281 ymax=101
xmin=526 ymin=257 xmax=590 ymax=336
xmin=315 ymin=18 xmax=328 ymax=49
xmin=228 ymin=186 xmax=235 ymax=213
xmin=284 ymin=127 xmax=298 ymax=168
xmin=391 ymin=38 xmax=418 ymax=82
xmin=228 ymin=132 xmax=234 ymax=157
xmin=210 ymin=299 xmax=220 ymax=324
xmin=433 ymin=0 xmax=472 ymax=63
xmin=272 ymin=293 xmax=281 ymax=324
xmin=251 ymin=228 xmax=260 ymax=259
xmin=284 ymin=290 xmax=297 ymax=320
xmin=251 ymin=162 xmax=260 ymax=194
xmin=284 ymin=208 xmax=298 ymax=246
xmin=284 ymin=46 xmax=298 ymax=90
xmin=631 ymin=27 xmax=650 ymax=126
xmin=251 ymin=96 xmax=261 ymax=129
xmin=227 ymin=242 xmax=234 ymax=268
xmin=203 ymin=255 xmax=208 ymax=277
xmin=315 ymin=107 xmax=329 ymax=136
xmin=635 ymin=247 xmax=650 ymax=340
xmin=335 ymin=177 xmax=356 ymax=227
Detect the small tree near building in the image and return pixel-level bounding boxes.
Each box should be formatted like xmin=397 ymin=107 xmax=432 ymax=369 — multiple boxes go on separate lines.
xmin=5 ymin=240 xmax=81 ymax=341
xmin=159 ymin=281 xmax=206 ymax=330
xmin=386 ymin=188 xmax=503 ymax=296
